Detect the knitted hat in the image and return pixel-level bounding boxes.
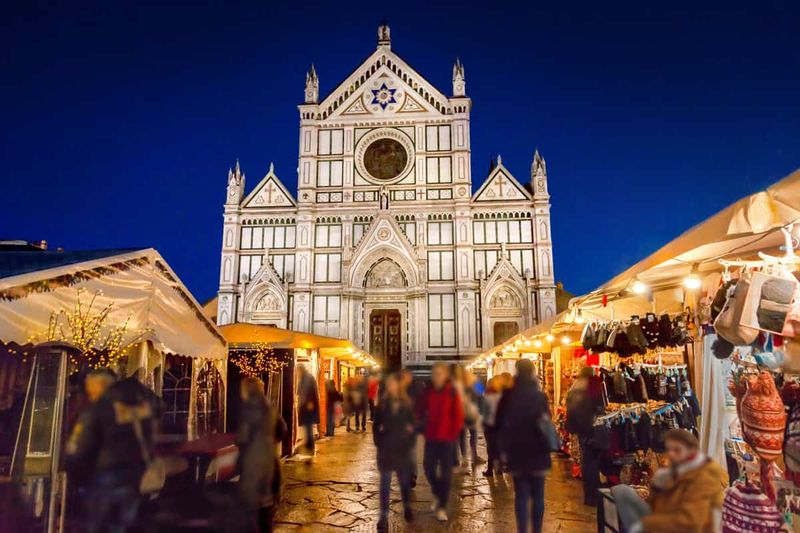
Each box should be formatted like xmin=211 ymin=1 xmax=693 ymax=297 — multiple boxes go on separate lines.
xmin=740 ymin=372 xmax=787 ymax=462
xmin=722 ymin=482 xmax=783 ymax=532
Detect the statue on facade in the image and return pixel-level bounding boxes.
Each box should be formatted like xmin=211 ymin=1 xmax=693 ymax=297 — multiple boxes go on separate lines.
xmin=379 ymin=186 xmax=390 ymax=210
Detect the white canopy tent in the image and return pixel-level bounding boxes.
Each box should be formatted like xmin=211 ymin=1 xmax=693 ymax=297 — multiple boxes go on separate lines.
xmin=0 ymin=247 xmax=229 ymax=532
xmin=0 ymin=248 xmax=226 ymax=360
xmin=574 ymin=168 xmax=800 ymax=315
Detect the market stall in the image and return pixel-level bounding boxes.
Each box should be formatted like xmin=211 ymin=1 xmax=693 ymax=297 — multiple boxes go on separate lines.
xmin=0 ymin=247 xmax=227 ymax=533
xmin=471 ymin=168 xmax=800 ymax=525
xmin=219 ymin=323 xmax=378 ymax=455
xmin=570 ymin=169 xmax=800 ymax=523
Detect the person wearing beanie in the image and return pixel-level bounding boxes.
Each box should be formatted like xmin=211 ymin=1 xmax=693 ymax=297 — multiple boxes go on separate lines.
xmin=611 ymin=429 xmax=728 ymax=533
xmin=496 ymin=358 xmax=552 ymax=533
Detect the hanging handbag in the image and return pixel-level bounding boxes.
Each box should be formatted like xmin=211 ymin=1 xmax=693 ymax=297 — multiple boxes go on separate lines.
xmin=711 ymin=280 xmax=736 ymax=322
xmin=538 ymin=415 xmax=562 ymax=452
xmin=593 ymin=324 xmax=609 ymax=352
xmin=119 ymin=401 xmax=167 ymax=495
xmin=782 ymin=272 xmax=800 ymax=338
xmin=714 ymin=276 xmax=759 ymax=346
xmin=581 ymin=322 xmax=596 ymax=351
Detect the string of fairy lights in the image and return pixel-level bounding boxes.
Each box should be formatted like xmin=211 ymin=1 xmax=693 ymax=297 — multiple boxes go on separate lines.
xmin=230 ymin=342 xmax=289 ymax=378
xmin=11 ymin=288 xmax=152 ymax=368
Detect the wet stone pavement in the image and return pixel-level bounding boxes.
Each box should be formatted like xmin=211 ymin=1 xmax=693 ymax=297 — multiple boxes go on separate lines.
xmin=274 ymin=425 xmax=596 ymax=532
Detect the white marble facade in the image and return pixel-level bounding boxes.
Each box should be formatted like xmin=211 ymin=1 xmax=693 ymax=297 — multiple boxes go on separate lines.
xmin=217 ymin=24 xmax=556 ymax=372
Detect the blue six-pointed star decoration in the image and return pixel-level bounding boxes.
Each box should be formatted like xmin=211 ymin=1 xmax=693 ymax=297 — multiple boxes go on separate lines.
xmin=371 ymin=82 xmax=397 ymax=110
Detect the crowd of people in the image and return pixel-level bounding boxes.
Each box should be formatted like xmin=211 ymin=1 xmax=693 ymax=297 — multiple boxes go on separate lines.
xmin=56 ymin=359 xmax=731 ymax=533
xmin=367 ymin=360 xmax=554 ymax=532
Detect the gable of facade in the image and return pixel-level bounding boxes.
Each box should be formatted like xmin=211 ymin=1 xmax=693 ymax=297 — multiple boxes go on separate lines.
xmin=241 ymin=164 xmax=297 ymax=209
xmin=472 ymin=159 xmax=532 ymax=203
xmin=216 ymin=24 xmax=557 ymax=372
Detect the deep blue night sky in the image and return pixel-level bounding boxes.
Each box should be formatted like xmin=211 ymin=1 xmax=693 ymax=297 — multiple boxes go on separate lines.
xmin=2 ymin=1 xmax=798 ymax=302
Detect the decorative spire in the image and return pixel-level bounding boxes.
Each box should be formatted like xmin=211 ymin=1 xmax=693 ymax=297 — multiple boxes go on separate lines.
xmin=304 ymin=64 xmax=319 ymax=104
xmin=226 ymin=159 xmax=245 ymax=205
xmin=531 ymin=149 xmax=549 ymax=198
xmin=377 ymin=21 xmax=391 ymax=49
xmin=268 ymin=161 xmax=274 ymax=174
xmin=531 ymin=149 xmax=546 ymax=177
xmin=452 ymin=57 xmax=466 ymax=97
xmin=496 ymin=154 xmax=503 ymax=166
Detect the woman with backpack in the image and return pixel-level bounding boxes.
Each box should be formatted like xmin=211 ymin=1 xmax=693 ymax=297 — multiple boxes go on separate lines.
xmin=496 ymin=359 xmax=552 ymax=533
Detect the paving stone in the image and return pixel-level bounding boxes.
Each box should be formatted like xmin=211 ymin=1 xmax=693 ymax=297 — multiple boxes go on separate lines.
xmin=273 ymin=425 xmax=596 ymax=532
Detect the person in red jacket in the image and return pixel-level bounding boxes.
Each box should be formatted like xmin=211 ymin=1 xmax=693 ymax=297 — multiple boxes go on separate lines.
xmin=420 ymin=363 xmax=464 ymax=522
xmin=368 ymin=373 xmax=380 ymax=422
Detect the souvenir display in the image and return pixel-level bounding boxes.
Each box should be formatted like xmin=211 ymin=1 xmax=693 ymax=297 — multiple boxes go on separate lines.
xmin=715 ymin=276 xmax=760 ymax=346
xmin=580 ymin=315 xmax=690 ymax=358
xmin=722 ymin=482 xmax=784 ymax=533
xmin=577 ymin=359 xmax=700 ymax=487
xmin=740 ymin=271 xmax=799 ymax=335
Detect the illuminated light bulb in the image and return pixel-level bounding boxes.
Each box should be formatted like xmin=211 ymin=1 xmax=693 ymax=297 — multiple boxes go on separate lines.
xmin=561 ymin=336 xmax=571 ymax=345
xmin=524 ymin=339 xmax=532 ymax=347
xmin=534 ymin=339 xmax=542 ymax=348
xmin=546 ymin=334 xmax=555 ymax=343
xmin=575 ymin=309 xmax=585 ymax=324
xmin=632 ymin=278 xmax=648 ymax=295
xmin=515 ymin=339 xmax=523 ymax=346
xmin=684 ymin=264 xmax=702 ymax=290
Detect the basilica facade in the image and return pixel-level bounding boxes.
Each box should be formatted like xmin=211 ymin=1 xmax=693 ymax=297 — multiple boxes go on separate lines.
xmin=217 ymin=24 xmax=556 ymax=372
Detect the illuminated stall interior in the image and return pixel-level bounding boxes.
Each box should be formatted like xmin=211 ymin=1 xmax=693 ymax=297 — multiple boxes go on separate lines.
xmin=0 ymin=247 xmax=227 ymax=531
xmin=219 ymin=323 xmax=378 ymax=455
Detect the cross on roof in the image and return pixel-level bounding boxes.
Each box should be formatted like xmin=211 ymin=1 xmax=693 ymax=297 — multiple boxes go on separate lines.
xmin=496 ymin=176 xmax=508 ymax=197
xmin=265 ymin=183 xmax=277 ymax=203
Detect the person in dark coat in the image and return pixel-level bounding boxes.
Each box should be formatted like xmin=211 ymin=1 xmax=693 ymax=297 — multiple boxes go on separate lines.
xmin=64 ymin=369 xmax=161 ymax=533
xmin=237 ymin=376 xmax=288 ymax=533
xmin=373 ymin=374 xmax=416 ymax=531
xmin=496 ymin=359 xmax=552 ymax=533
xmin=324 ymin=379 xmax=342 ymax=437
xmin=297 ymin=365 xmax=320 ymax=456
xmin=565 ymin=366 xmax=604 ymax=506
